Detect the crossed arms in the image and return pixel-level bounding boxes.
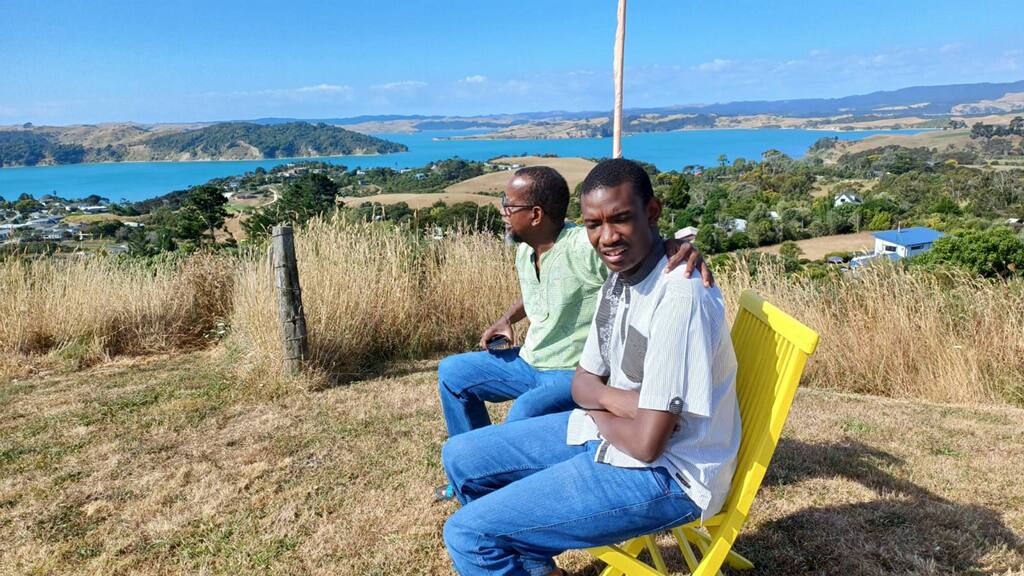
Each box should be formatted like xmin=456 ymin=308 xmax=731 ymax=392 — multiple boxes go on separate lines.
xmin=571 ymin=366 xmax=677 ymax=463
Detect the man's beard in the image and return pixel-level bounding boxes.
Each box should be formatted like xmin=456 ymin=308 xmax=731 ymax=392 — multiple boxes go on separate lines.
xmin=504 ymin=229 xmax=523 ymax=245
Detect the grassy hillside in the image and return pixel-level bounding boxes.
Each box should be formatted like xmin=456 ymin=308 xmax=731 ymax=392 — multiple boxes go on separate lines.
xmin=143 ymin=122 xmax=406 ymax=160
xmin=0 ymin=122 xmax=407 ymax=166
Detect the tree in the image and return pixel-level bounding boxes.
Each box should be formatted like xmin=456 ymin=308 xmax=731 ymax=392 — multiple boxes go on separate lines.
xmin=279 ymin=172 xmax=339 ymax=221
xmin=180 ymin=184 xmax=228 ymax=243
xmin=867 ymin=212 xmax=893 ymax=231
xmin=695 ymin=223 xmax=726 ymax=254
xmin=660 ymin=175 xmax=690 ymax=210
xmin=779 ymin=240 xmax=803 ymax=261
xmin=778 ymin=240 xmax=804 ymax=272
xmin=915 ymin=228 xmax=1024 ymax=277
xmin=14 ymin=196 xmax=42 ymax=213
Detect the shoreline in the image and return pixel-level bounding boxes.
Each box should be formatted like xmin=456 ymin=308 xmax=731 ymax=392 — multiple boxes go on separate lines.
xmin=0 ymin=150 xmax=402 ymax=171
xmin=436 ymin=126 xmax=938 ymax=142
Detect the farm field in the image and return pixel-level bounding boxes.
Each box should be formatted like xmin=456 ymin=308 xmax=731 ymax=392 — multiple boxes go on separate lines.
xmin=337 ymin=192 xmax=500 ymax=209
xmin=444 ymin=156 xmax=597 ymax=195
xmin=757 ymin=231 xmax=875 ymax=260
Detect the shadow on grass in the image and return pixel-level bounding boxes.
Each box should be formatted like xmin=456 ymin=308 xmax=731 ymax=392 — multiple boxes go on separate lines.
xmin=319 ymin=357 xmax=441 ymax=388
xmin=733 ymin=439 xmax=1023 ymax=574
xmin=581 ymin=439 xmax=1022 ymax=575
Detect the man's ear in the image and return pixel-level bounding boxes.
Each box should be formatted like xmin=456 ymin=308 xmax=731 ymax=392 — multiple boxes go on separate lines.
xmin=646 ymin=197 xmax=662 ymax=227
xmin=530 ymin=206 xmax=544 ymax=226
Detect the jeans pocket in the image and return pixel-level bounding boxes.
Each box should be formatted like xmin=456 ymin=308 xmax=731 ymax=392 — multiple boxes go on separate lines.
xmin=649 ymin=466 xmax=674 ymax=496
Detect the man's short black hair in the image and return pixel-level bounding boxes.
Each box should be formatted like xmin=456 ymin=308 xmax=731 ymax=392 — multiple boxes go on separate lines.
xmin=515 ymin=166 xmax=569 ymax=222
xmin=580 ymin=158 xmax=654 ymax=203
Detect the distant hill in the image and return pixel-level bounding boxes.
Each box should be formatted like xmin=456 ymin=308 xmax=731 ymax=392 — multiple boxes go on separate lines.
xmin=0 ymin=122 xmax=407 ymax=167
xmin=313 ymin=79 xmax=1024 ymax=134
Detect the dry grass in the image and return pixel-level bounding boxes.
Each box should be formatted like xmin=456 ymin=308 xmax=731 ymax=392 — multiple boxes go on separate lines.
xmin=756 ymin=232 xmax=875 ymax=260
xmin=716 ymin=258 xmax=1024 ymax=406
xmin=228 ymin=217 xmax=517 ymax=387
xmin=5 ymin=217 xmax=1022 ymax=409
xmin=337 ymin=192 xmax=500 ymax=209
xmin=1 ymin=352 xmax=1021 ymax=575
xmin=444 ymin=156 xmax=597 ymax=195
xmin=0 ymin=252 xmax=233 ymax=376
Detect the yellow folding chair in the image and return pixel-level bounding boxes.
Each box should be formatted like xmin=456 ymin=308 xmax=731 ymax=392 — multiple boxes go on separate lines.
xmin=587 ymin=290 xmax=820 ymax=576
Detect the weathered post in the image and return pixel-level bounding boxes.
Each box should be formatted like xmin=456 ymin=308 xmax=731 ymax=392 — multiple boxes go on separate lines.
xmin=271 ymin=225 xmax=308 ymax=375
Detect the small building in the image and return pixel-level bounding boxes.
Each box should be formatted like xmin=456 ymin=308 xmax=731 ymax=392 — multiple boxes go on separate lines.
xmin=81 ymin=205 xmax=109 ymax=213
xmin=730 ymin=218 xmax=748 ymax=233
xmin=834 ymin=192 xmax=862 ymax=207
xmin=872 ymin=227 xmax=944 ymax=259
xmin=674 ymin=226 xmax=699 ymax=241
xmin=41 ymin=227 xmax=70 ymax=241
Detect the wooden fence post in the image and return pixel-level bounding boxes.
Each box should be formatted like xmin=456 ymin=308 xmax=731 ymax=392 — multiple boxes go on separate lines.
xmin=271 ymin=225 xmax=308 ymax=375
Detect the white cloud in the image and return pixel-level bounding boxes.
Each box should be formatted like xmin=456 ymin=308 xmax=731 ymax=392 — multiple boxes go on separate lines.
xmin=461 ymin=75 xmax=488 ymax=84
xmin=371 ymin=80 xmax=428 ymax=91
xmin=939 ymin=42 xmax=964 ymax=54
xmin=694 ymin=59 xmax=734 ymax=73
xmin=291 ymin=83 xmax=353 ymax=95
xmin=204 ymin=84 xmax=354 ymax=100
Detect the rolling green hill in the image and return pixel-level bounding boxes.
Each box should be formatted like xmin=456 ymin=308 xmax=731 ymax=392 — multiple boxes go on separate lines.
xmin=0 ymin=122 xmax=407 ymax=167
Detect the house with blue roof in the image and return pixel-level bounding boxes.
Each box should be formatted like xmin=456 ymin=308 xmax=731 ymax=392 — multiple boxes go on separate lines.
xmin=872 ymin=227 xmax=945 ymax=259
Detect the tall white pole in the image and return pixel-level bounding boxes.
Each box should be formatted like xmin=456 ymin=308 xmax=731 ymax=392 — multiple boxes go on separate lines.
xmin=612 ymin=0 xmax=627 ymax=158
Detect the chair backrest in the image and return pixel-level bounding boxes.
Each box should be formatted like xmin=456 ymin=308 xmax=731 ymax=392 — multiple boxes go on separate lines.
xmin=695 ymin=290 xmax=819 ymax=575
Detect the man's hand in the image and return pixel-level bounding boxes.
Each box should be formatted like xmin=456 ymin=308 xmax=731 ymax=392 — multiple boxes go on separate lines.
xmin=479 ymin=317 xmax=514 ymax=350
xmin=664 ymin=238 xmax=714 ymax=287
xmin=602 ymin=388 xmax=640 ymax=419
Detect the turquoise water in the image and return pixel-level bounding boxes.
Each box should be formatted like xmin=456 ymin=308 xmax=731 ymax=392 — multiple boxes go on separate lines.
xmin=0 ymin=129 xmax=923 ymax=202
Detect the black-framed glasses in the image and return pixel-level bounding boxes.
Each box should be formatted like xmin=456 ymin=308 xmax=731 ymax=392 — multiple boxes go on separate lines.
xmin=500 ymin=194 xmax=535 ymax=216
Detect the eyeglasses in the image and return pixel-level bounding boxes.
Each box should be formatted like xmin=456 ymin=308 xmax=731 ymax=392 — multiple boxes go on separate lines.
xmin=500 ymin=194 xmax=536 ymax=216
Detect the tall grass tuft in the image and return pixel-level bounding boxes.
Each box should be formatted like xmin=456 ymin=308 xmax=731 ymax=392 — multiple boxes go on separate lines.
xmin=715 ymin=257 xmax=1024 ymax=406
xmin=0 ymin=252 xmax=234 ymax=372
xmin=228 ymin=216 xmax=517 ymax=387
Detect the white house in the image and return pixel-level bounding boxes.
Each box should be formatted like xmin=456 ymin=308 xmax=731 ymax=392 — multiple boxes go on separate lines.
xmin=872 ymin=227 xmax=944 ymax=258
xmin=674 ymin=226 xmax=699 ymax=241
xmin=81 ymin=205 xmax=108 ymax=213
xmin=834 ymin=192 xmax=862 ymax=207
xmin=730 ymin=218 xmax=748 ymax=233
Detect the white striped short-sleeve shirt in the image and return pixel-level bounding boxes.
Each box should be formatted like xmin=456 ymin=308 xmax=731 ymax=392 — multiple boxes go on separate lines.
xmin=567 ymin=241 xmax=740 ymax=518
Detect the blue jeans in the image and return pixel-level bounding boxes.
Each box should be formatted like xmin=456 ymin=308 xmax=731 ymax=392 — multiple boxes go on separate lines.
xmin=438 ymin=348 xmax=575 ymax=438
xmin=441 ymin=412 xmax=701 ymax=576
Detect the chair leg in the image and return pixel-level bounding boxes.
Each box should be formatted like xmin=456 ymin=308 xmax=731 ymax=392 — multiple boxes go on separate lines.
xmin=598 ymin=538 xmax=650 ymax=576
xmin=681 ymin=527 xmax=755 ymax=570
xmin=590 ymin=543 xmax=665 ymax=576
xmin=641 ymin=534 xmax=668 ymax=574
xmin=671 ymin=527 xmax=701 ymax=573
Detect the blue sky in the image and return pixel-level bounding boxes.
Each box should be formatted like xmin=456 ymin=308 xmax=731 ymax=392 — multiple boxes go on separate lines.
xmin=1 ymin=0 xmax=1022 ymax=124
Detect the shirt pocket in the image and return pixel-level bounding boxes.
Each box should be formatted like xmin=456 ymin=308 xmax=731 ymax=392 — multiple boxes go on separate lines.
xmin=620 ymin=325 xmax=648 ymax=382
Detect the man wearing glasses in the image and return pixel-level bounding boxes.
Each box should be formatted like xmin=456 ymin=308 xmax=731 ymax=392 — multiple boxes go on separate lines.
xmin=434 ymin=165 xmax=710 ymax=501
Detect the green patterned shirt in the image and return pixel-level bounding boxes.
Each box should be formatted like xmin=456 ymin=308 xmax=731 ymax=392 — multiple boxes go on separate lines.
xmin=516 ymin=223 xmax=609 ymax=370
